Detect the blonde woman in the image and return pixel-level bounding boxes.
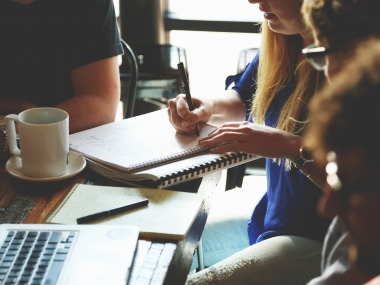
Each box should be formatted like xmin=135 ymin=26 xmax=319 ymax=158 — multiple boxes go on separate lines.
xmin=168 ymin=0 xmax=330 ymax=284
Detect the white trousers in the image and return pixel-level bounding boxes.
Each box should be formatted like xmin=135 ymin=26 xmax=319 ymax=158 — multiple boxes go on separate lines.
xmin=186 ymin=235 xmax=323 ymax=285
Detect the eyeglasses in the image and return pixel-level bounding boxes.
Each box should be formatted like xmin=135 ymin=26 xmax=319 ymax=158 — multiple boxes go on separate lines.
xmin=302 ymin=44 xmax=337 ymax=71
xmin=326 ymin=151 xmax=380 ymax=195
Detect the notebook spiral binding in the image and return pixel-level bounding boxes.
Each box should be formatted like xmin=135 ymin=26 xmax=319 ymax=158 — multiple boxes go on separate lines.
xmin=129 ymin=146 xmax=211 ymax=173
xmin=158 ymin=152 xmax=254 ymax=188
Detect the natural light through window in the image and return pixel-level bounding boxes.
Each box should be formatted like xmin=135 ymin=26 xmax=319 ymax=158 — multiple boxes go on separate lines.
xmin=169 ymin=0 xmax=263 ymax=97
xmin=114 ymin=0 xmax=264 ymax=119
xmin=170 ymin=31 xmax=261 ymax=97
xmin=168 ymin=0 xmax=262 ymax=22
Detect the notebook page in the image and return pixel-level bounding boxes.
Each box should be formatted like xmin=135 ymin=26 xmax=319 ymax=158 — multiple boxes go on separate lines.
xmin=47 ymin=184 xmax=205 ymax=240
xmin=69 ymin=109 xmax=216 ymax=172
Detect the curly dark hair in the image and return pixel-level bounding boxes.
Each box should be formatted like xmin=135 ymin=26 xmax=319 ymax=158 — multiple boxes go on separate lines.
xmin=303 ymin=0 xmax=380 ymax=52
xmin=306 ymin=39 xmax=380 ymax=168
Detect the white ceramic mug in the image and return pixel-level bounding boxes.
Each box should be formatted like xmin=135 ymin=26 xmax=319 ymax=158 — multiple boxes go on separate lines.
xmin=5 ymin=108 xmax=69 ymax=178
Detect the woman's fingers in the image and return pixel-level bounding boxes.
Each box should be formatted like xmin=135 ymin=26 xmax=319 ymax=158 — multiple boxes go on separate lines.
xmin=200 ymin=124 xmax=249 ymax=144
xmin=168 ymin=94 xmax=212 ymax=135
xmin=209 ymin=142 xmax=245 ymax=153
xmin=198 ymin=121 xmax=286 ymax=157
xmin=168 ymin=95 xmax=196 ymax=134
xmin=199 ymin=131 xmax=245 ymax=151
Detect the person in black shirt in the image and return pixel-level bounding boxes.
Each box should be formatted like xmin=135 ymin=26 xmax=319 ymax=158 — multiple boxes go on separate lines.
xmin=0 ymin=0 xmax=123 ymax=133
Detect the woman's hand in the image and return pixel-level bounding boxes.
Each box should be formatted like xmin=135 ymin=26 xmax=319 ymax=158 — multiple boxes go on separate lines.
xmin=200 ymin=121 xmax=328 ymax=191
xmin=199 ymin=121 xmax=301 ymax=160
xmin=167 ymin=94 xmax=212 ymax=135
xmin=167 ymin=89 xmax=248 ymax=135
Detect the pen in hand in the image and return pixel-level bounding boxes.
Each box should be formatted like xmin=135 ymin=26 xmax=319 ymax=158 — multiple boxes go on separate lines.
xmin=177 ymin=62 xmax=200 ymax=137
xmin=76 ymin=198 xmax=149 ymax=224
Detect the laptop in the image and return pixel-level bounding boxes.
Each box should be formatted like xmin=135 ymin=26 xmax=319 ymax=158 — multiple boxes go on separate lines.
xmin=0 ymin=224 xmax=139 ymax=285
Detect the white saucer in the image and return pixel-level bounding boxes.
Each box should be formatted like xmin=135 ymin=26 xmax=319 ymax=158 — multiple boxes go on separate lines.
xmin=5 ymin=151 xmax=86 ymax=182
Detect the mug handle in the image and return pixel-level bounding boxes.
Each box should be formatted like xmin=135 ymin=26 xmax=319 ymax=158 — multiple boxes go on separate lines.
xmin=5 ymin=114 xmax=21 ymax=157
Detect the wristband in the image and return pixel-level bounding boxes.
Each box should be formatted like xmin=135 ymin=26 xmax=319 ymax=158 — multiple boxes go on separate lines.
xmin=306 ymin=164 xmax=318 ymax=178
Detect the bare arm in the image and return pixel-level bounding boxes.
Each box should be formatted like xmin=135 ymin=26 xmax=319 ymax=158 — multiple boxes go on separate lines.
xmin=207 ymin=89 xmax=248 ymax=126
xmin=363 ymin=275 xmax=380 ymax=285
xmin=58 ymin=56 xmax=120 ymax=133
xmin=198 ymin=121 xmax=327 ymax=191
xmin=0 ymin=97 xmax=38 ymax=114
xmin=0 ymin=56 xmax=120 ymax=134
xmin=299 ymin=160 xmax=327 ymax=191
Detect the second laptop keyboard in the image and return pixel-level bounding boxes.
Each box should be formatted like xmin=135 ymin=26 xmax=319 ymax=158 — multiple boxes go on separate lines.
xmin=0 ymin=230 xmax=76 ymax=285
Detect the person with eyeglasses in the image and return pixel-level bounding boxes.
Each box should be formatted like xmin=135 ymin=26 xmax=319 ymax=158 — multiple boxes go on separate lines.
xmin=302 ymin=0 xmax=380 ymax=80
xmin=299 ymin=0 xmax=380 ymax=283
xmin=304 ymin=39 xmax=380 ymax=285
xmin=168 ymin=0 xmax=333 ymax=284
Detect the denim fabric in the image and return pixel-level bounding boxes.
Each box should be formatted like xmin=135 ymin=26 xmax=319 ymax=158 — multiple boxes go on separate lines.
xmin=191 ymin=177 xmax=267 ymax=271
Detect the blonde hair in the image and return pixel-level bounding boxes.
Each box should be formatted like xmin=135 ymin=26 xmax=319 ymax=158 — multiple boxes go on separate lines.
xmin=251 ymin=20 xmax=323 ymax=170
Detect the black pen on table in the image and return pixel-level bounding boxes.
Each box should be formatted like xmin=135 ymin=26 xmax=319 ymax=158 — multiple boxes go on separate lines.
xmin=177 ymin=62 xmax=200 ymax=136
xmin=76 ymin=198 xmax=149 ymax=224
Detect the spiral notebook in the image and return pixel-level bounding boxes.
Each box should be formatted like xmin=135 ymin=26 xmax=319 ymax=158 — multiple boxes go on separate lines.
xmin=69 ymin=109 xmax=259 ymax=188
xmin=46 ymin=184 xmax=204 ymax=240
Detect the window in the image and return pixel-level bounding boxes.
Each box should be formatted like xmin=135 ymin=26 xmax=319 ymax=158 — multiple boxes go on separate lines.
xmin=170 ymin=31 xmax=261 ymax=96
xmin=168 ymin=0 xmax=262 ymax=22
xmin=168 ymin=0 xmax=262 ymax=96
xmin=115 ymin=0 xmax=263 ymax=116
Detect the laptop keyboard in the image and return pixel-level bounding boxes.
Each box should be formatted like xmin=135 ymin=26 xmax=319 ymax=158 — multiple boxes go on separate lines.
xmin=129 ymin=240 xmax=176 ymax=285
xmin=0 ymin=230 xmax=76 ymax=285
xmin=1 ymin=230 xmax=176 ymax=285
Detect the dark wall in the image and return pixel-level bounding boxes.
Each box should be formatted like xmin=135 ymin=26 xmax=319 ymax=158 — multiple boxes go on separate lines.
xmin=119 ymin=0 xmax=167 ymax=49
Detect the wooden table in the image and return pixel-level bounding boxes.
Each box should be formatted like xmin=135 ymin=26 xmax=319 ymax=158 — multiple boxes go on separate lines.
xmin=0 ymin=161 xmax=224 ymax=285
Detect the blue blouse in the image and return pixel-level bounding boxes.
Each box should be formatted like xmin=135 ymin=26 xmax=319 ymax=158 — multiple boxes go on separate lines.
xmin=226 ymin=54 xmax=330 ymax=244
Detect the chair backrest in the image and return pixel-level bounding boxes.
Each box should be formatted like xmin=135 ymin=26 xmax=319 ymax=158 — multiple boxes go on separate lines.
xmin=120 ymin=38 xmax=138 ymax=119
xmin=237 ymin=48 xmax=259 ymax=72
